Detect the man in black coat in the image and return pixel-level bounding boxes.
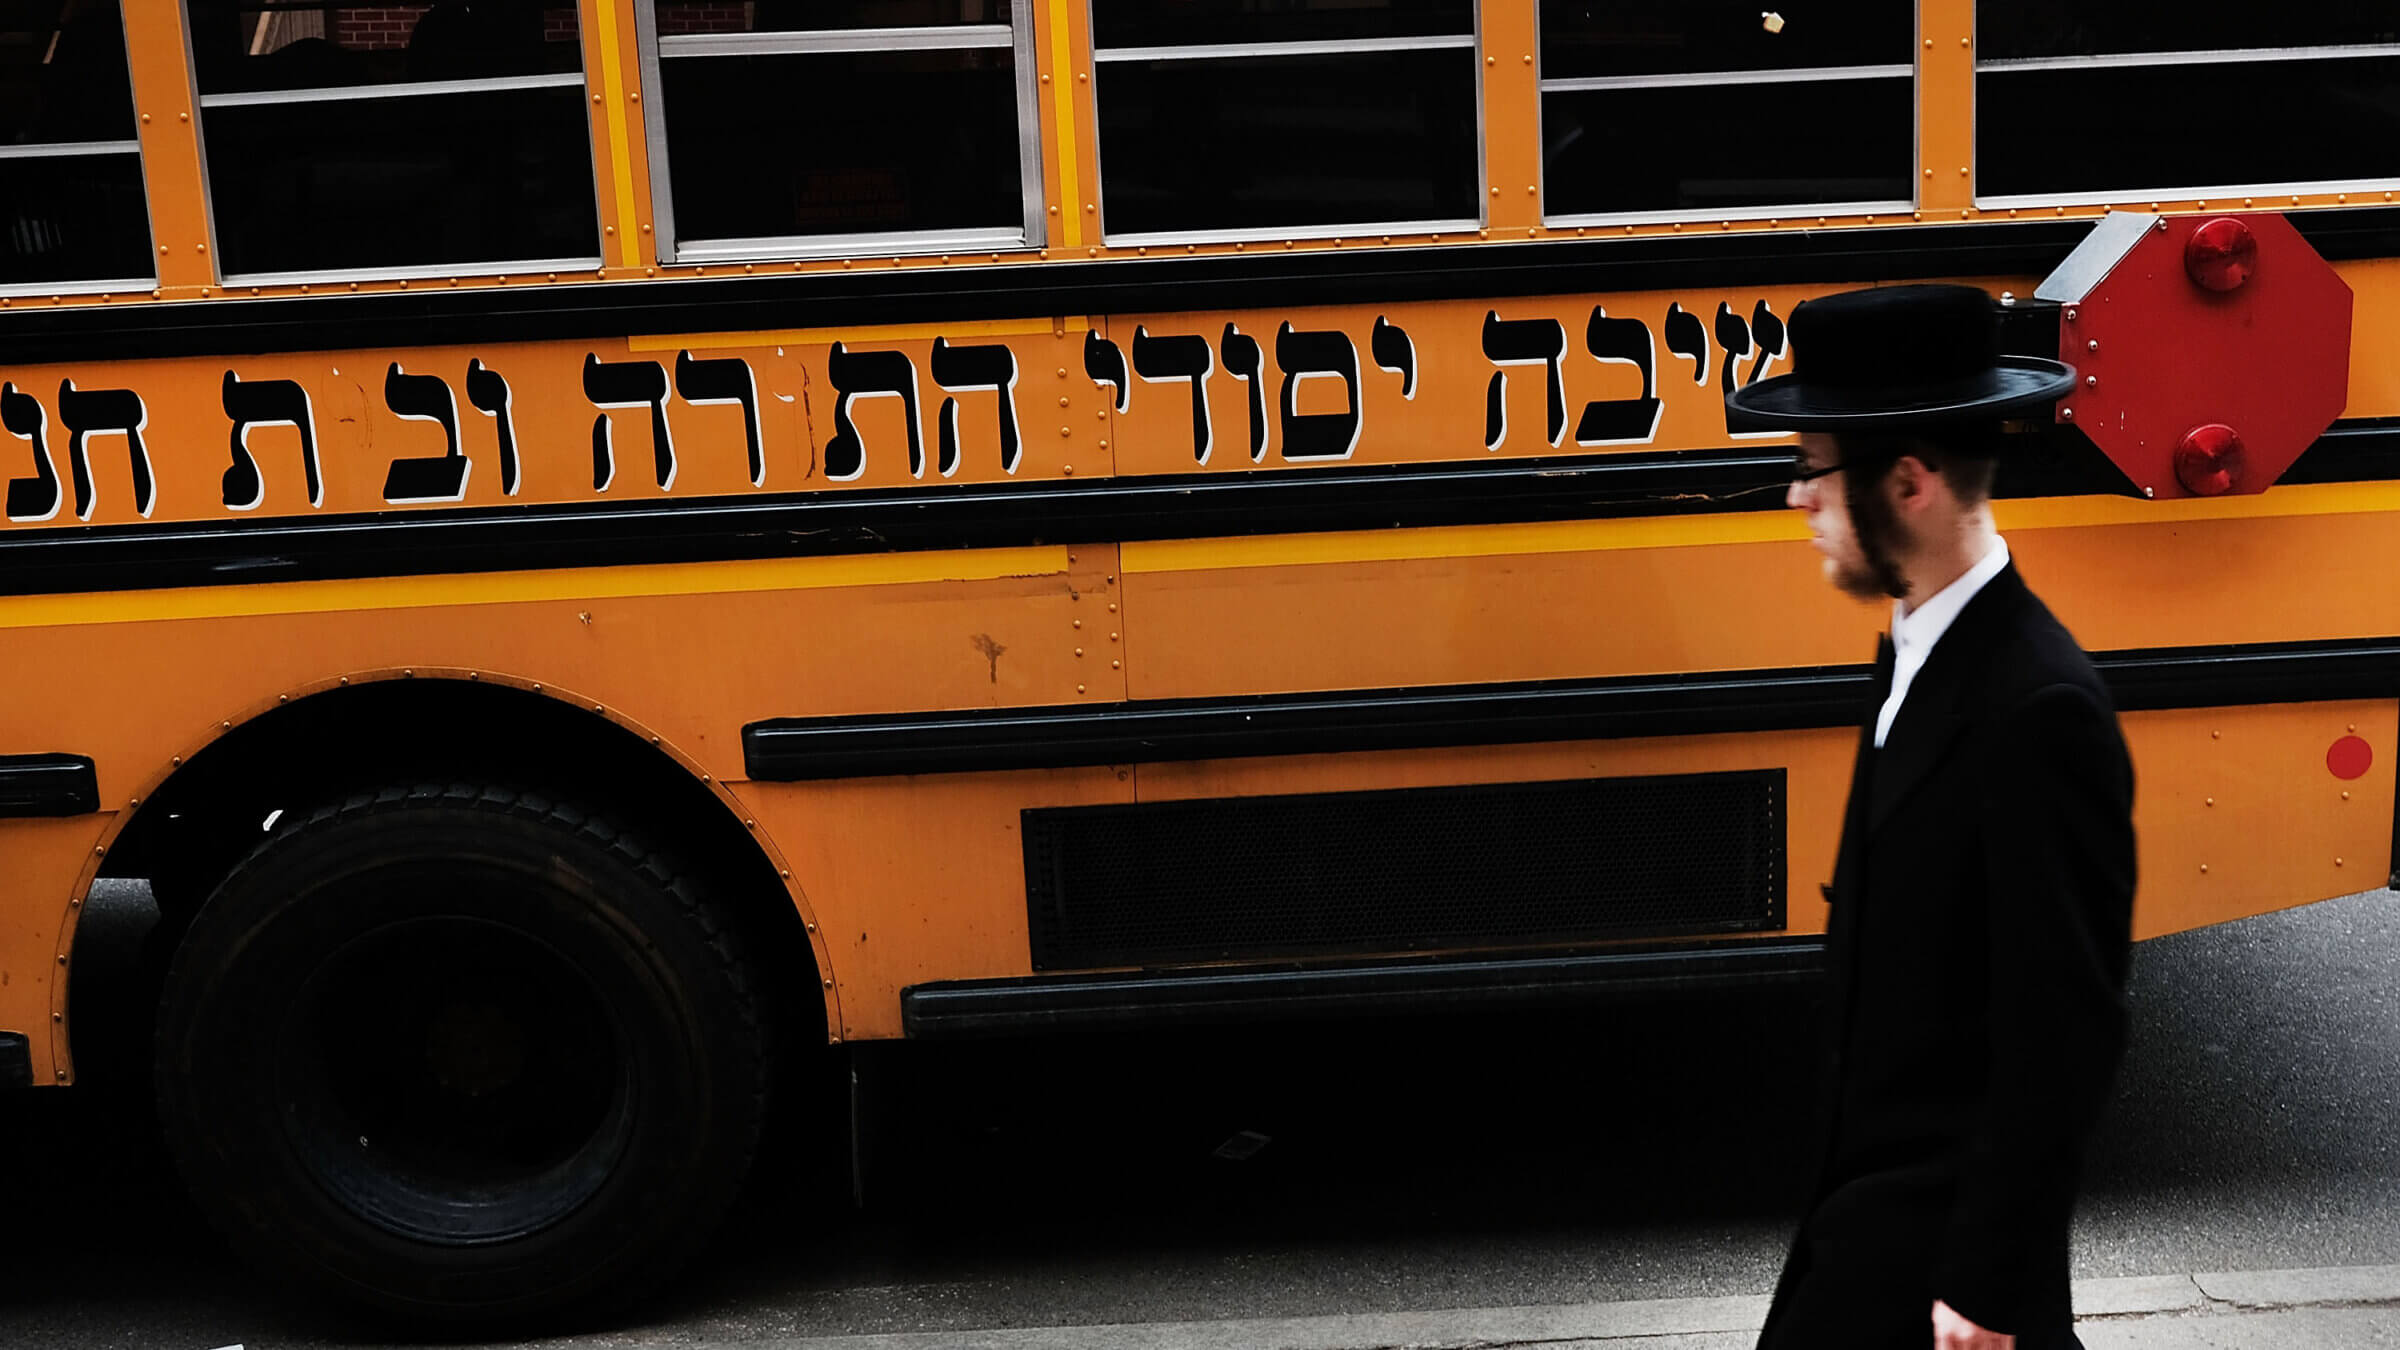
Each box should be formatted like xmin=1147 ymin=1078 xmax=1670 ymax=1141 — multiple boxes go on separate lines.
xmin=1725 ymin=286 xmax=2138 ymax=1350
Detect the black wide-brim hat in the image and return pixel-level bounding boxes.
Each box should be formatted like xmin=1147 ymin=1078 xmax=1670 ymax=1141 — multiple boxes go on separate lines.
xmin=1724 ymin=283 xmax=2076 ymax=432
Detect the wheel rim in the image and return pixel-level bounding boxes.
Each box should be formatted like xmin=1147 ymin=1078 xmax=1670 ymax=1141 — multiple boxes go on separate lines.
xmin=276 ymin=913 xmax=637 ymax=1246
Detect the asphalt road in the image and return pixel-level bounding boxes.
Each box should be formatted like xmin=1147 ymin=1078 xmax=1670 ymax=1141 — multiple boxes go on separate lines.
xmin=2 ymin=882 xmax=2394 ymax=1349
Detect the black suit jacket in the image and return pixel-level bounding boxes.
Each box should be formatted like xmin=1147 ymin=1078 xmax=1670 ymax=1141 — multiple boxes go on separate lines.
xmin=1772 ymin=562 xmax=2137 ymax=1340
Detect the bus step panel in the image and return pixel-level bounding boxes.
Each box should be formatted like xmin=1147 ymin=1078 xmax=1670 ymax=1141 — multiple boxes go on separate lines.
xmin=1021 ymin=769 xmax=1786 ymax=971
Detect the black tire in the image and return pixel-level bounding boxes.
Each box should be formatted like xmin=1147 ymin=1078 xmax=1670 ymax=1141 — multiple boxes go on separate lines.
xmin=154 ymin=783 xmax=770 ymax=1326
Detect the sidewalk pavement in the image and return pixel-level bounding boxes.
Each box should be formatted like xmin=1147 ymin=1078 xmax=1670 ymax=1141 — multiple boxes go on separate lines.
xmin=652 ymin=1263 xmax=2400 ymax=1349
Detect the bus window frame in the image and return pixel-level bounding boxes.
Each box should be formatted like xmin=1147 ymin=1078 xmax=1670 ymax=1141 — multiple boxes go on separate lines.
xmin=0 ymin=3 xmax=158 ymax=297
xmin=1533 ymin=30 xmax=1916 ymax=230
xmin=182 ymin=4 xmax=607 ymax=288
xmin=1972 ymin=40 xmax=2400 ymax=211
xmin=632 ymin=10 xmax=1047 ymax=265
xmin=1087 ymin=15 xmax=1487 ymax=249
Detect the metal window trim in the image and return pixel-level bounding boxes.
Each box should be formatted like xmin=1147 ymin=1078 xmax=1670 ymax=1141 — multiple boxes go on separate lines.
xmin=1978 ymin=178 xmax=2400 ymax=211
xmin=1093 ymin=33 xmax=1474 ymax=62
xmin=0 ymin=140 xmax=144 ymax=161
xmin=658 ymin=25 xmax=1012 ymax=57
xmin=216 ymin=255 xmax=607 ymax=288
xmin=1539 ymin=62 xmax=1911 ymax=93
xmin=1013 ymin=6 xmax=1048 ymax=248
xmin=1978 ymin=42 xmax=2400 ymax=74
xmin=0 ymin=274 xmax=158 ymax=299
xmin=1101 ymin=217 xmax=1481 ymax=249
xmin=671 ymin=228 xmax=1032 ymax=264
xmin=640 ymin=4 xmax=1044 ymax=265
xmin=1542 ymin=198 xmax=1914 ymax=230
xmin=195 ymin=71 xmax=585 ymax=109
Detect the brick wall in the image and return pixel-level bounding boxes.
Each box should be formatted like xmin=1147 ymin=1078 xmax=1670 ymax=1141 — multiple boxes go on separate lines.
xmin=333 ymin=6 xmax=583 ymax=50
xmin=655 ymin=4 xmax=750 ymax=36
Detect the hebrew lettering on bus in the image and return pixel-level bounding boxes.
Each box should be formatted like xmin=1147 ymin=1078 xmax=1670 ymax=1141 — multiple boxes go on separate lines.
xmin=1370 ymin=315 xmax=1416 ymax=400
xmin=1084 ymin=330 xmax=1130 ymax=413
xmin=1132 ymin=326 xmax=1215 ymax=464
xmin=2 ymin=381 xmax=59 ymax=523
xmin=674 ymin=350 xmax=765 ymax=487
xmin=58 ymin=380 xmax=154 ymax=519
xmin=824 ymin=343 xmax=924 ymax=481
xmin=221 ymin=371 xmax=320 ymax=511
xmin=928 ymin=338 xmax=1022 ymax=476
xmin=1481 ymin=311 xmax=1568 ymax=451
xmin=1275 ymin=322 xmax=1362 ymax=460
xmin=1220 ymin=323 xmax=1268 ymax=462
xmin=1665 ymin=302 xmax=1709 ymax=386
xmin=382 ymin=363 xmax=470 ymax=504
xmin=585 ymin=354 xmax=675 ymax=492
xmin=464 ymin=358 xmax=520 ymax=496
xmin=1575 ymin=308 xmax=1664 ymax=446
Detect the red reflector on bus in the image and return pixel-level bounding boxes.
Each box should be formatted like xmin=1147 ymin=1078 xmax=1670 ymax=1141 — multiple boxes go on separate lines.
xmin=2173 ymin=423 xmax=2245 ymax=496
xmin=2329 ymin=735 xmax=2373 ymax=782
xmin=2185 ymin=217 xmax=2259 ymax=292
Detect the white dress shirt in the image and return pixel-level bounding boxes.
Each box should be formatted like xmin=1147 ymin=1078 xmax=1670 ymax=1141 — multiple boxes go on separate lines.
xmin=1874 ymin=537 xmax=2010 ymax=748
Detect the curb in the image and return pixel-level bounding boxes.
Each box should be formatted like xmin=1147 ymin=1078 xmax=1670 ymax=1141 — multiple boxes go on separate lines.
xmin=668 ymin=1264 xmax=2400 ymax=1350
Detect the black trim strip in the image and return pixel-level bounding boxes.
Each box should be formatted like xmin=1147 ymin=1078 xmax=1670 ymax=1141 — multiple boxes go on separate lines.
xmin=0 ymin=755 xmax=99 ymax=817
xmin=7 ymin=420 xmax=2400 ymax=599
xmin=0 ymin=1031 xmax=29 ymax=1090
xmin=900 ymin=939 xmax=1828 ymax=1037
xmin=745 ymin=636 xmax=2400 ymax=782
xmin=6 ymin=209 xmax=2395 ymax=365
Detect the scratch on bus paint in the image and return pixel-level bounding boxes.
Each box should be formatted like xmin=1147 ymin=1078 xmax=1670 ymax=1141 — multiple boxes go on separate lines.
xmin=795 ymin=365 xmax=820 ymax=480
xmin=969 ymin=632 xmax=1006 ymax=682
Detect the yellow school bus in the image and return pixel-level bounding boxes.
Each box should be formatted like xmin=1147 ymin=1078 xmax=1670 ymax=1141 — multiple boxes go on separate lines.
xmin=2 ymin=0 xmax=2396 ymax=1324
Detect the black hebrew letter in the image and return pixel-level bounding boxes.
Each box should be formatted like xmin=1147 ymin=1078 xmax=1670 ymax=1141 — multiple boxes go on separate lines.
xmin=57 ymin=380 xmax=153 ymax=520
xmin=1481 ymin=311 xmax=1567 ymax=450
xmin=1715 ymin=302 xmax=1755 ymax=397
xmin=380 ymin=363 xmax=468 ymax=503
xmin=823 ymin=342 xmax=924 ymax=481
xmin=1575 ymin=309 xmax=1664 ymax=446
xmin=1665 ymin=302 xmax=1709 ymax=385
xmin=675 ymin=350 xmax=764 ymax=486
xmin=929 ymin=337 xmax=1021 ymax=476
xmin=1371 ymin=314 xmax=1416 ymax=400
xmin=1746 ymin=300 xmax=1788 ymax=387
xmin=464 ymin=359 xmax=520 ymax=496
xmin=2 ymin=382 xmax=59 ymax=522
xmin=1221 ymin=324 xmax=1267 ymax=463
xmin=1276 ymin=323 xmax=1362 ymax=460
xmin=1132 ymin=326 xmax=1214 ymax=464
xmin=221 ymin=370 xmax=320 ymax=510
xmin=583 ymin=353 xmax=674 ymax=492
xmin=1084 ymin=329 xmax=1129 ymax=412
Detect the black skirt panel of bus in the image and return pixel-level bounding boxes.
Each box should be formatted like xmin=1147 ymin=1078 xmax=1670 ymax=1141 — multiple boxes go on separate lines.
xmin=1021 ymin=769 xmax=1785 ymax=970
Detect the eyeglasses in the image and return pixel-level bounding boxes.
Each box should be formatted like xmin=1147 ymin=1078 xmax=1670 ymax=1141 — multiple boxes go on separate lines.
xmin=1790 ymin=454 xmax=1847 ymax=484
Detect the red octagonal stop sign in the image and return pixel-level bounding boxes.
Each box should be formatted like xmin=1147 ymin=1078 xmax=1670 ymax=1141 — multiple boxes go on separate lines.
xmin=2034 ymin=211 xmax=2352 ymax=499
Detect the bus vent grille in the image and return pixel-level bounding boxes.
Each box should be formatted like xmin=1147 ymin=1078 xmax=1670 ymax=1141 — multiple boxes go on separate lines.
xmin=1021 ymin=768 xmax=1785 ymax=971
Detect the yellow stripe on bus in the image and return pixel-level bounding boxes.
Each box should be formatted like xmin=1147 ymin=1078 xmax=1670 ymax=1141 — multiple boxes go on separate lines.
xmin=0 ymin=548 xmax=1073 ymax=630
xmin=593 ymin=0 xmax=641 ymax=269
xmin=1048 ymin=0 xmax=1082 ymax=248
xmin=631 ymin=318 xmax=1077 ymax=354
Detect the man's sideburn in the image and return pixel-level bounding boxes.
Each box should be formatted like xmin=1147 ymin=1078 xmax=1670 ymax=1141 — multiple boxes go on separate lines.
xmin=1839 ymin=452 xmax=1913 ymax=601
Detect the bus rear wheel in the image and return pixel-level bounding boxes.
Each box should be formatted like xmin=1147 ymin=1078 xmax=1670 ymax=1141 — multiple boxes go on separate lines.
xmin=154 ymin=783 xmax=770 ymax=1325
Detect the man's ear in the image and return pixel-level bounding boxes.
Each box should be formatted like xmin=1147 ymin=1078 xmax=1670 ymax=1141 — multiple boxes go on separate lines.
xmin=1886 ymin=454 xmax=1940 ymax=513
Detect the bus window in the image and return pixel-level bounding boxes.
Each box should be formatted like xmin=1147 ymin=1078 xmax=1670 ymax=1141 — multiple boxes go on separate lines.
xmin=182 ymin=2 xmax=600 ymax=280
xmin=639 ymin=1 xmax=1038 ymax=262
xmin=1537 ymin=1 xmax=1912 ymax=221
xmin=1089 ymin=0 xmax=1479 ymax=242
xmin=0 ymin=1 xmax=151 ymax=288
xmin=1977 ymin=3 xmax=2400 ymax=201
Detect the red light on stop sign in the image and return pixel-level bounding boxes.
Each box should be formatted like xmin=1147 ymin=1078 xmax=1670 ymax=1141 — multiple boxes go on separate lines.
xmin=2186 ymin=217 xmax=2258 ymax=292
xmin=2173 ymin=424 xmax=2245 ymax=496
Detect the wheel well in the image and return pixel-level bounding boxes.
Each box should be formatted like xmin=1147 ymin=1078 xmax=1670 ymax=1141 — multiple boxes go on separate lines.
xmin=105 ymin=679 xmax=821 ymax=1041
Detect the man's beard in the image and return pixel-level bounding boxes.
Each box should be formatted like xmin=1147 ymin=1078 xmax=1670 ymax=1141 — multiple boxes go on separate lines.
xmin=1838 ymin=463 xmax=1912 ymax=601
